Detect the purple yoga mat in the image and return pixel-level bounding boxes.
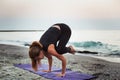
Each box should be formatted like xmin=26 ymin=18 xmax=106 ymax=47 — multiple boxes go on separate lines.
xmin=14 ymin=64 xmax=95 ymax=80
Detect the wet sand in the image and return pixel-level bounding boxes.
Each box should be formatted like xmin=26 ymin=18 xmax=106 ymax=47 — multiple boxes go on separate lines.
xmin=0 ymin=44 xmax=120 ymax=80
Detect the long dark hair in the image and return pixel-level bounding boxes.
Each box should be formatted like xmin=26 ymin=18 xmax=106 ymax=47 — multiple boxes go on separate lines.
xmin=29 ymin=41 xmax=43 ymax=71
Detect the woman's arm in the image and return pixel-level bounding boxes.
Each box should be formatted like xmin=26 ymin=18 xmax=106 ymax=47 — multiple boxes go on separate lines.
xmin=48 ymin=44 xmax=66 ymax=77
xmin=43 ymin=51 xmax=53 ymax=72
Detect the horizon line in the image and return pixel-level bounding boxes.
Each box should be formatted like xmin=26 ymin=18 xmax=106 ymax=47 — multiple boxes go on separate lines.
xmin=0 ymin=30 xmax=44 ymax=32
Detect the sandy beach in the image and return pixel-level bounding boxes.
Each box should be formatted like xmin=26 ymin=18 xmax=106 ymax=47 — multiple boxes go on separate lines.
xmin=0 ymin=44 xmax=120 ymax=80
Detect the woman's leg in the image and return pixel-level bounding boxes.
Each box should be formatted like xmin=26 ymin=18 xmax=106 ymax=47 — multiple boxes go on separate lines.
xmin=56 ymin=29 xmax=71 ymax=54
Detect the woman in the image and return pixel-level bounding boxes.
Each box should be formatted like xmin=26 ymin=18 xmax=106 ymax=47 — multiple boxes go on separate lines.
xmin=29 ymin=23 xmax=75 ymax=77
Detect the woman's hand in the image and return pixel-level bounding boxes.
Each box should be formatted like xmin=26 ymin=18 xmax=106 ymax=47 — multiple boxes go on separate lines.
xmin=42 ymin=70 xmax=51 ymax=72
xmin=56 ymin=73 xmax=65 ymax=77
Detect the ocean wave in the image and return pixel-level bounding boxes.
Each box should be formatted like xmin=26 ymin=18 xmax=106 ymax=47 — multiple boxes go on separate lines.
xmin=0 ymin=40 xmax=31 ymax=47
xmin=71 ymin=41 xmax=120 ymax=57
xmin=72 ymin=41 xmax=103 ymax=48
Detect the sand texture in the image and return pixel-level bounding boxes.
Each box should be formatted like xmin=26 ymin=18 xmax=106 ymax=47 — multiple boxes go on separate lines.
xmin=0 ymin=44 xmax=120 ymax=80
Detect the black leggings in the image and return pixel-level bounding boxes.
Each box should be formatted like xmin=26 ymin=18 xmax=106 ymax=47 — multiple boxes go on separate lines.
xmin=55 ymin=23 xmax=71 ymax=54
xmin=40 ymin=23 xmax=71 ymax=54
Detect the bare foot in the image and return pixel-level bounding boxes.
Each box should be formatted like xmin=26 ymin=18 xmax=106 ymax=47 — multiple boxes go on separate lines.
xmin=56 ymin=73 xmax=65 ymax=77
xmin=69 ymin=46 xmax=76 ymax=54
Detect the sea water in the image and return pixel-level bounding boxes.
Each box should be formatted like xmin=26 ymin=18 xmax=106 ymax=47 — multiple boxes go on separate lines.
xmin=0 ymin=30 xmax=120 ymax=63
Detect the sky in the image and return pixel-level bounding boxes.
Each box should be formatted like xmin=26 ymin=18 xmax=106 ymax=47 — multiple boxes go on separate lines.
xmin=0 ymin=0 xmax=120 ymax=30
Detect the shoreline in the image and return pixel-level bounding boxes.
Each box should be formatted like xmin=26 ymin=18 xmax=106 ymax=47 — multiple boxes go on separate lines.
xmin=76 ymin=53 xmax=120 ymax=63
xmin=0 ymin=44 xmax=120 ymax=80
xmin=91 ymin=55 xmax=120 ymax=63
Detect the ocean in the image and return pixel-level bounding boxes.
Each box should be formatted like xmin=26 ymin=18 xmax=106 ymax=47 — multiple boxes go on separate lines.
xmin=0 ymin=30 xmax=120 ymax=63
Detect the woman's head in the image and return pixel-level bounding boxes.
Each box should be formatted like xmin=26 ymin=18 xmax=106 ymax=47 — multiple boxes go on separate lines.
xmin=29 ymin=41 xmax=44 ymax=71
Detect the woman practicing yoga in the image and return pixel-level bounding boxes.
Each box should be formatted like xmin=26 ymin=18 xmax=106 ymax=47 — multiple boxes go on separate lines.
xmin=29 ymin=23 xmax=75 ymax=77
